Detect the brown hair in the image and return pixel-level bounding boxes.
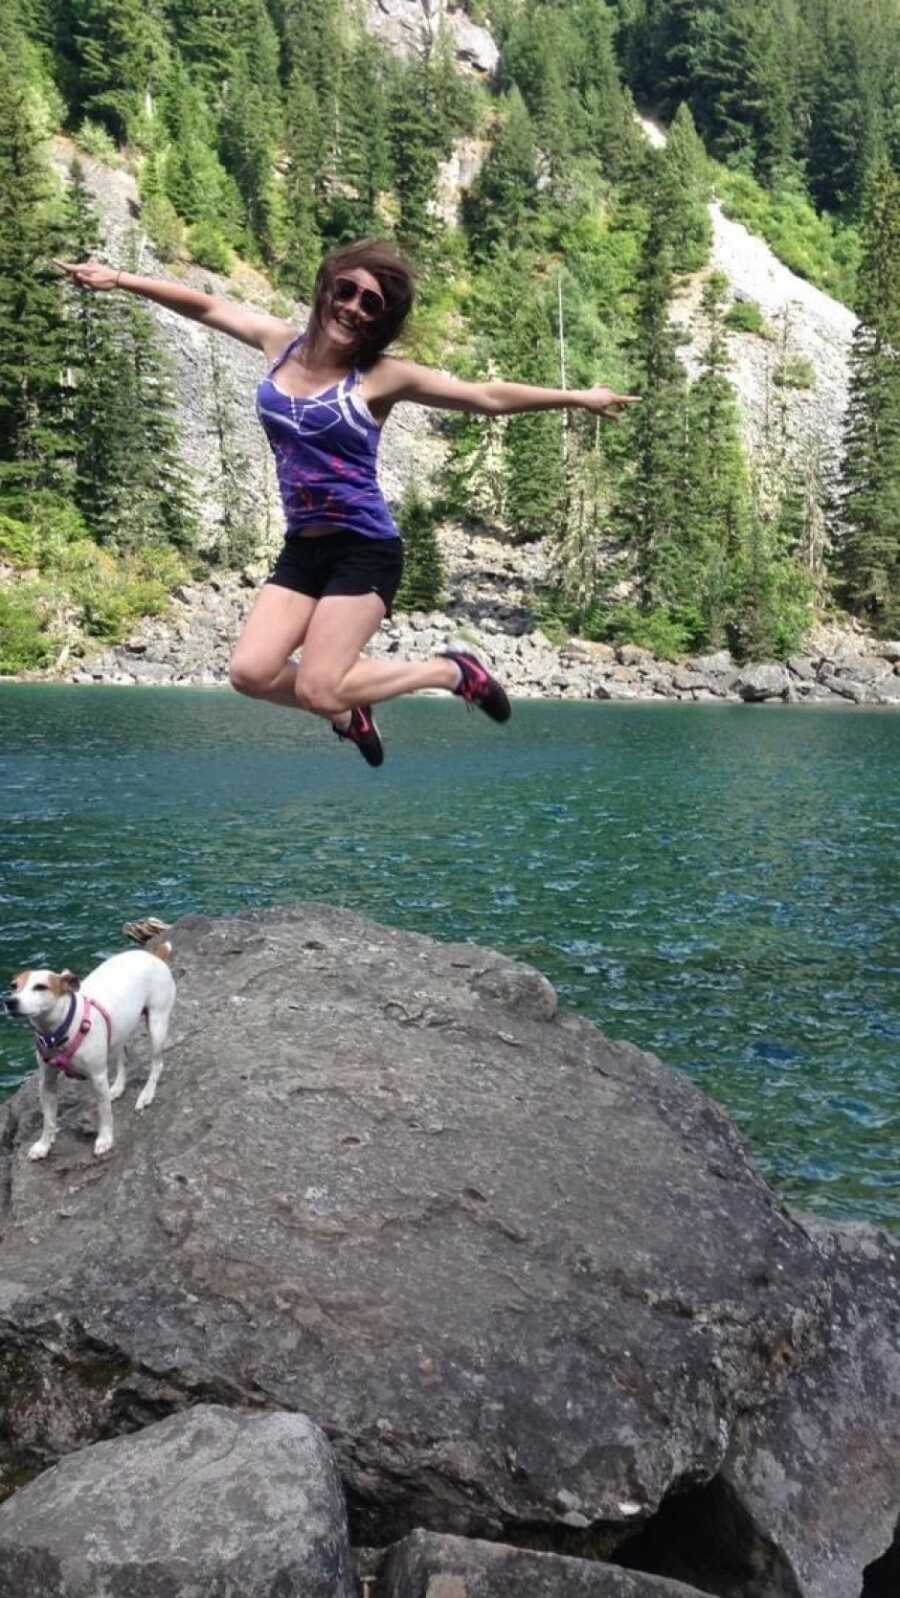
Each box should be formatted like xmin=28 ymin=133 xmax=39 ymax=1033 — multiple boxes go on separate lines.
xmin=306 ymin=239 xmax=416 ymax=365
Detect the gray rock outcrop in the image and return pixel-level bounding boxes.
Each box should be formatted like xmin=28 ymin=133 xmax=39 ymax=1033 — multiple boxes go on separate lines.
xmin=366 ymin=0 xmax=499 ymax=76
xmin=382 ymin=1529 xmax=709 ymax=1598
xmin=1 ymin=905 xmax=897 ymax=1596
xmin=0 ymin=1404 xmax=354 ymax=1598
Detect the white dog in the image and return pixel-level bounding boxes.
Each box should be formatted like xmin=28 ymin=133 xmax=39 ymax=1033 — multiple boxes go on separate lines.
xmin=4 ymin=946 xmax=176 ymax=1160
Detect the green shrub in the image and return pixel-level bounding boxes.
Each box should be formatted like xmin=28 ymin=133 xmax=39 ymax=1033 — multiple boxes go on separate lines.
xmin=141 ymin=194 xmax=185 ymax=261
xmin=76 ymin=118 xmax=122 ymax=165
xmin=590 ymin=603 xmax=697 ymax=661
xmin=0 ymin=585 xmax=59 ymax=674
xmin=773 ymin=355 xmax=816 ymax=390
xmin=72 ymin=558 xmax=171 ymax=643
xmin=188 ymin=222 xmax=232 ymax=274
xmin=724 ymin=299 xmax=769 ymax=335
xmin=0 ymin=514 xmax=38 ymax=567
xmin=394 ymin=486 xmax=445 ymax=612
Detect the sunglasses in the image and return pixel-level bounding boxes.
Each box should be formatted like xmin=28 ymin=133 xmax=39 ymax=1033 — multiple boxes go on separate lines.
xmin=332 ymin=276 xmax=386 ymax=319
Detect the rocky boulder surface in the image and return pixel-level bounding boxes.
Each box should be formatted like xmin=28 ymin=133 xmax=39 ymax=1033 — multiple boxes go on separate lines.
xmin=0 ymin=906 xmax=897 ymax=1596
xmin=0 ymin=1405 xmax=354 ymax=1598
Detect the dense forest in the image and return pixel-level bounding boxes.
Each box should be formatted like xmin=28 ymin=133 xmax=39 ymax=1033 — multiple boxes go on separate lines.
xmin=2 ymin=0 xmax=900 ymax=676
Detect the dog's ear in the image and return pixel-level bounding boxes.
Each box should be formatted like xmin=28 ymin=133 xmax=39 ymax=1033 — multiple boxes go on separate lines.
xmin=59 ymin=969 xmax=81 ymax=992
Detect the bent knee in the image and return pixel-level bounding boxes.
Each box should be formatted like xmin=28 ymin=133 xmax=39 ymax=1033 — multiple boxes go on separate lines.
xmin=294 ymin=671 xmax=342 ymax=717
xmin=229 ymin=653 xmax=272 ymax=697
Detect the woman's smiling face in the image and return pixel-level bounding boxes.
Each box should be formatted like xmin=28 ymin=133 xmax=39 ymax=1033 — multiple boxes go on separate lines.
xmin=323 ymin=268 xmax=386 ymax=351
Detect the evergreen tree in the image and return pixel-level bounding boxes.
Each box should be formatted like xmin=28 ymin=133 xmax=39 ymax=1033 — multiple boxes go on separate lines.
xmin=683 ymin=274 xmax=750 ymax=643
xmin=65 ymin=0 xmax=170 ymax=143
xmin=624 ymin=207 xmax=690 ymax=616
xmin=837 ymin=158 xmax=900 ymax=631
xmin=657 ymin=103 xmax=711 ymax=274
xmin=0 ymin=47 xmax=69 ymax=503
xmin=394 ymin=484 xmax=445 ymax=612
xmin=327 ymin=33 xmax=392 ymax=243
xmin=280 ymin=70 xmax=324 ymax=295
xmin=59 ymin=158 xmax=128 ymax=535
xmin=463 ymin=88 xmax=538 ymax=257
xmin=159 ymin=57 xmax=239 ymax=237
xmin=388 ymin=59 xmax=443 ymax=253
xmin=206 ymin=324 xmax=258 ymax=567
xmin=219 ymin=53 xmax=279 ymax=257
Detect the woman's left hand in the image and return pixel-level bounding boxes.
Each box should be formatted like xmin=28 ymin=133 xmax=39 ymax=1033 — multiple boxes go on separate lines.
xmin=581 ymin=387 xmax=641 ymax=422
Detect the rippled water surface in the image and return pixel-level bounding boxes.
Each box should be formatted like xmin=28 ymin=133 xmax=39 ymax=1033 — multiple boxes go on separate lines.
xmin=2 ymin=685 xmax=898 ymax=1227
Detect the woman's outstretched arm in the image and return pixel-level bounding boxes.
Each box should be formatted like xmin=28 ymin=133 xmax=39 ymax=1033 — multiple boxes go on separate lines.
xmin=53 ymin=260 xmax=293 ymax=356
xmin=367 ymin=357 xmax=640 ymax=422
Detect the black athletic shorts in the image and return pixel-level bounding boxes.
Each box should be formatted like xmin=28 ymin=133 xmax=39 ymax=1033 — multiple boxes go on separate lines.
xmin=267 ymin=530 xmax=404 ymax=616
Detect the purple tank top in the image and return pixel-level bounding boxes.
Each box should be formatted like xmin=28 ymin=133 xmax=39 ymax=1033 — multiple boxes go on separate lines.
xmin=256 ymin=334 xmax=400 ymax=541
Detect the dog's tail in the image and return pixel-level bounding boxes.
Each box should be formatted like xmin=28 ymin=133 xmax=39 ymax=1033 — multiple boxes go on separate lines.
xmin=123 ymin=916 xmax=172 ymax=947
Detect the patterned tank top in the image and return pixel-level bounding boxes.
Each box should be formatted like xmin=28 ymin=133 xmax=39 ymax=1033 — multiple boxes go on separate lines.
xmin=256 ymin=333 xmax=400 ymax=542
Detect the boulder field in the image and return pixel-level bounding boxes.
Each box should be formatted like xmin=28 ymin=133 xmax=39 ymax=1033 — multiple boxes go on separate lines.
xmin=0 ymin=906 xmax=896 ymax=1596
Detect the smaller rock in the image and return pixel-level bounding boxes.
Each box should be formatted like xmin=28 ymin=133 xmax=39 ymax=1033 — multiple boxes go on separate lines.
xmin=0 ymin=1405 xmax=354 ymax=1598
xmin=735 ymin=664 xmax=790 ymax=702
xmin=381 ymin=1529 xmax=711 ymax=1598
xmin=617 ymin=644 xmax=655 ymax=667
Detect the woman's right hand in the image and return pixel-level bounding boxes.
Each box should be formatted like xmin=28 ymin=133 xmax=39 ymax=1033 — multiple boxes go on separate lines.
xmin=53 ymin=259 xmax=120 ymax=292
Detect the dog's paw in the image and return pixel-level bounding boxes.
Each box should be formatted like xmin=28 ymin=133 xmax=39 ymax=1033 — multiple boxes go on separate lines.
xmin=27 ymin=1140 xmax=52 ymax=1162
xmin=134 ymin=1086 xmax=155 ymax=1112
xmin=109 ymin=1081 xmax=126 ymax=1102
xmin=93 ymin=1134 xmax=113 ymax=1158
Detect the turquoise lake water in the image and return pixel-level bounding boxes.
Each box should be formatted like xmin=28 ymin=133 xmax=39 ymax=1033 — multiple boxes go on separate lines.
xmin=1 ymin=685 xmax=898 ymax=1228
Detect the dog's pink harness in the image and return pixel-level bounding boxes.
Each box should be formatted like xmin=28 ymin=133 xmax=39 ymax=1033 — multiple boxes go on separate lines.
xmin=35 ymin=994 xmax=113 ymax=1080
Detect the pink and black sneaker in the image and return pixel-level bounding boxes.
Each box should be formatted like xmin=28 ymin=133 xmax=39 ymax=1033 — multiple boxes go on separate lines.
xmin=333 ymin=704 xmax=384 ymax=767
xmin=442 ymin=649 xmax=511 ymax=723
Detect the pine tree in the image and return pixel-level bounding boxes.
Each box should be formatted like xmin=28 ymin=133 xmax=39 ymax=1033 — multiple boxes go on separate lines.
xmin=624 ymin=206 xmax=690 ymax=617
xmin=280 ymin=70 xmax=324 ymax=295
xmin=206 ymin=326 xmax=258 ymax=567
xmin=394 ymin=484 xmax=445 ymax=612
xmin=462 ymin=88 xmax=538 ymax=258
xmin=55 ymin=188 xmax=197 ymax=552
xmin=682 ymin=274 xmax=750 ymax=643
xmin=158 ymin=57 xmax=241 ymax=241
xmin=657 ymin=103 xmax=711 ymax=274
xmin=328 ymin=33 xmax=392 ymax=243
xmin=65 ymin=0 xmax=170 ymax=144
xmin=0 ymin=47 xmax=69 ymax=504
xmin=388 ymin=59 xmax=443 ymax=253
xmin=836 ymin=158 xmax=900 ymax=632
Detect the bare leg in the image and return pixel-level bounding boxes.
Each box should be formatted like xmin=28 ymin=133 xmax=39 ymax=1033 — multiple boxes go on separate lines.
xmin=294 ymin=594 xmax=459 ymax=718
xmin=27 ymin=1061 xmax=59 ymax=1160
xmin=230 ymin=583 xmax=460 ymax=721
xmin=229 ymin=584 xmax=318 ymax=708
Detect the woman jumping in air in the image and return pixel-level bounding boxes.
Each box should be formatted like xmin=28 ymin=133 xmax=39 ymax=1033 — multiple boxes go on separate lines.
xmin=56 ymin=242 xmax=638 ymax=767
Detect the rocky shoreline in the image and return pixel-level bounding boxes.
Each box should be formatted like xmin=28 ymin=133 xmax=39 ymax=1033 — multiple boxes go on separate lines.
xmin=45 ymin=526 xmax=900 ymax=709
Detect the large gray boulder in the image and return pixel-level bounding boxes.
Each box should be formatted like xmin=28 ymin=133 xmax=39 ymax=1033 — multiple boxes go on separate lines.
xmin=0 ymin=906 xmax=895 ymax=1596
xmin=381 ymin=1529 xmax=709 ymax=1597
xmin=0 ymin=1404 xmax=354 ymax=1597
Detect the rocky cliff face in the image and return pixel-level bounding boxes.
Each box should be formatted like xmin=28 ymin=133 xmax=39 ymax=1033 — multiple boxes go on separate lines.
xmin=637 ymin=117 xmax=855 ymax=478
xmin=365 ymin=0 xmax=499 ymax=76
